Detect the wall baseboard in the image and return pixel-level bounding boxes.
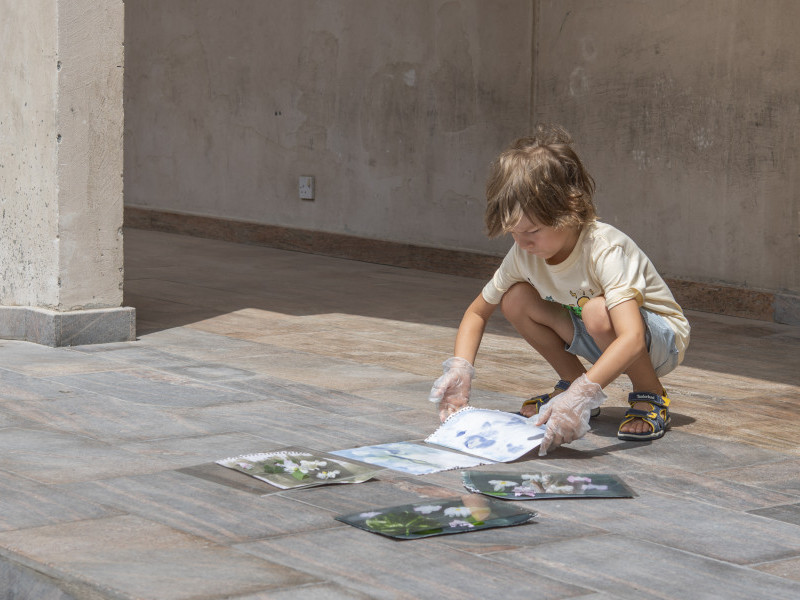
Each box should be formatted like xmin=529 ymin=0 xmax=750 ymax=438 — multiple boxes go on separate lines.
xmin=125 ymin=206 xmax=799 ymax=326
xmin=0 ymin=306 xmax=136 ymax=347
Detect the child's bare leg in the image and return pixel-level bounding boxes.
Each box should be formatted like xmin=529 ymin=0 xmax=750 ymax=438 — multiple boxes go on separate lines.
xmin=500 ymin=283 xmax=585 ymax=416
xmin=581 ymin=297 xmax=662 ymax=435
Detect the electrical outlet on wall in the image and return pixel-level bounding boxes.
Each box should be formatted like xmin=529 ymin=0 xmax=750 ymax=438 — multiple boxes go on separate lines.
xmin=299 ymin=176 xmax=315 ymax=200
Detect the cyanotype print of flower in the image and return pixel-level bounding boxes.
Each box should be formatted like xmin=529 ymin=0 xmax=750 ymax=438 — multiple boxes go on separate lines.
xmin=448 ymin=519 xmax=474 ymax=528
xmin=567 ymin=475 xmax=592 ymax=483
xmin=365 ymin=511 xmax=443 ymax=537
xmin=413 ymin=505 xmax=442 ymax=515
xmin=512 ymin=485 xmax=538 ymax=497
xmin=487 ymin=479 xmax=517 ymax=492
xmin=300 ymin=460 xmax=327 ymax=473
xmin=281 ymin=459 xmax=300 ymax=473
xmin=582 ymin=483 xmax=609 ymax=491
xmin=443 ymin=506 xmax=471 ymax=517
xmin=547 ymin=484 xmax=574 ymax=494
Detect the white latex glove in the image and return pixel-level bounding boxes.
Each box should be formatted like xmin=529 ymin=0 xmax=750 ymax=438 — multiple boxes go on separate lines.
xmin=428 ymin=357 xmax=475 ymax=422
xmin=535 ymin=373 xmax=606 ymax=456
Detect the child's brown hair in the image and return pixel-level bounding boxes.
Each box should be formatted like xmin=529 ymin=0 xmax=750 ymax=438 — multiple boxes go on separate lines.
xmin=484 ymin=124 xmax=597 ymax=238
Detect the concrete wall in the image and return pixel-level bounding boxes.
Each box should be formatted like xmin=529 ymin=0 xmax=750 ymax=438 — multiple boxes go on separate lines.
xmin=56 ymin=0 xmax=126 ymax=309
xmin=123 ymin=0 xmax=799 ymax=300
xmin=123 ymin=0 xmax=531 ymax=256
xmin=0 ymin=0 xmax=125 ymax=310
xmin=0 ymin=1 xmax=60 ymax=307
xmin=534 ymin=0 xmax=800 ymax=296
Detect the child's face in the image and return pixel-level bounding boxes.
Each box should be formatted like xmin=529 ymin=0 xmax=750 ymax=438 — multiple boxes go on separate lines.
xmin=509 ymin=214 xmax=580 ymax=265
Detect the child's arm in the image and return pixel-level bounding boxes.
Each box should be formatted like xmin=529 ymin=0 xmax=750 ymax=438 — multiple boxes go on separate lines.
xmin=536 ymin=298 xmax=648 ymax=454
xmin=429 ymin=294 xmax=497 ymax=421
xmin=453 ymin=294 xmax=497 ymax=364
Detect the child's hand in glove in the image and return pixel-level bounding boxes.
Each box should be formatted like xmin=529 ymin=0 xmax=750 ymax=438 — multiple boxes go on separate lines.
xmin=428 ymin=357 xmax=475 ymax=422
xmin=535 ymin=373 xmax=606 ymax=455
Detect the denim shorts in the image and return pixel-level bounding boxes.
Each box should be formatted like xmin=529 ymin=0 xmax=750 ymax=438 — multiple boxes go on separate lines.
xmin=566 ymin=308 xmax=680 ymax=378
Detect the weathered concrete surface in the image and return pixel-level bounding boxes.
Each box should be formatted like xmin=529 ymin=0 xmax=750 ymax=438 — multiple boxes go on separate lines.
xmin=0 ymin=0 xmax=125 ymax=311
xmin=123 ymin=0 xmax=799 ymax=304
xmin=123 ymin=0 xmax=531 ymax=257
xmin=0 ymin=1 xmax=60 ymax=307
xmin=56 ymin=0 xmax=126 ymax=309
xmin=533 ymin=0 xmax=800 ymax=296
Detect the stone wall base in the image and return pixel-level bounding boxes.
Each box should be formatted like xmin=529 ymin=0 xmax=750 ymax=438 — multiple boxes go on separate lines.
xmin=0 ymin=306 xmax=136 ymax=347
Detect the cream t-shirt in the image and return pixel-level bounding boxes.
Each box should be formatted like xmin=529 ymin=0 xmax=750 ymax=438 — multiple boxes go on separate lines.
xmin=482 ymin=220 xmax=690 ymax=363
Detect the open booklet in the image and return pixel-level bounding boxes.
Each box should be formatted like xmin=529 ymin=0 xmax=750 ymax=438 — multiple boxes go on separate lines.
xmin=332 ymin=408 xmax=546 ymax=475
xmin=425 ymin=407 xmax=546 ymax=462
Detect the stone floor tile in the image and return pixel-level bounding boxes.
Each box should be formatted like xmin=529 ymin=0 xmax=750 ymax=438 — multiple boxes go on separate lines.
xmin=236 ymin=527 xmax=591 ymax=600
xmin=488 ymin=533 xmax=800 ymax=600
xmin=193 ymin=400 xmax=427 ymax=450
xmin=119 ymin=432 xmax=284 ymax=468
xmin=0 ymin=341 xmax=120 ymax=377
xmin=353 ymin=405 xmax=441 ymax=436
xmin=0 ymin=515 xmax=320 ymax=600
xmin=0 ymin=558 xmax=92 ymax=600
xmin=2 ymin=389 xmax=234 ymax=443
xmin=128 ymin=279 xmax=279 ymax=314
xmin=664 ymin=364 xmax=798 ymax=401
xmin=753 ymin=556 xmax=800 ymax=582
xmin=342 ymin=412 xmax=436 ymax=442
xmin=748 ymin=503 xmax=800 ymax=526
xmin=436 ymin=510 xmax=609 ymax=555
xmin=354 ymin=377 xmax=441 ymax=399
xmin=244 ymin=330 xmax=443 ymax=371
xmin=123 ymin=296 xmax=223 ymax=336
xmin=0 ymin=413 xmax=27 ymax=428
xmin=559 ymin=423 xmax=790 ymax=474
xmin=176 ymin=463 xmax=285 ymax=495
xmin=522 ymin=489 xmax=800 ymax=565
xmin=0 ymin=428 xmax=171 ymax=484
xmin=0 ymin=472 xmax=121 ymax=532
xmin=230 ymin=350 xmax=428 ymax=393
xmin=69 ymin=341 xmax=192 ymax=368
xmin=231 ymin=582 xmax=376 ymax=599
xmin=715 ymin=416 xmax=800 ymax=455
xmin=606 ymin=464 xmax=800 ymax=511
xmin=134 ymin=327 xmax=282 ymax=361
xmin=61 ymin=470 xmax=343 ymax=544
xmin=184 ymin=308 xmax=322 ymax=338
xmin=48 ymin=368 xmax=264 ymax=408
xmin=216 ymin=376 xmax=404 ymax=417
xmin=354 ymin=379 xmax=533 ymax=418
xmin=0 ymin=229 xmax=796 ymax=599
xmin=706 ymin=459 xmax=800 ymax=496
xmin=157 ymin=363 xmax=260 ymax=382
xmin=564 ymin=595 xmax=624 ymax=600
xmin=680 ymin=312 xmax=800 ymax=388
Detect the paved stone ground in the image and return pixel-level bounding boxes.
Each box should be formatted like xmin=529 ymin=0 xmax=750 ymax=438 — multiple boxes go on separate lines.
xmin=0 ymin=228 xmax=799 ymax=599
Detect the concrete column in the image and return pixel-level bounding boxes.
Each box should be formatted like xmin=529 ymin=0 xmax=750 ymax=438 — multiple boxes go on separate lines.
xmin=0 ymin=0 xmax=134 ymax=346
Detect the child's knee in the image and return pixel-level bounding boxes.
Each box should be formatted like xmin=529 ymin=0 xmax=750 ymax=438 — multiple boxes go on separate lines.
xmin=500 ymin=282 xmax=535 ymax=319
xmin=581 ymin=297 xmax=612 ymax=338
